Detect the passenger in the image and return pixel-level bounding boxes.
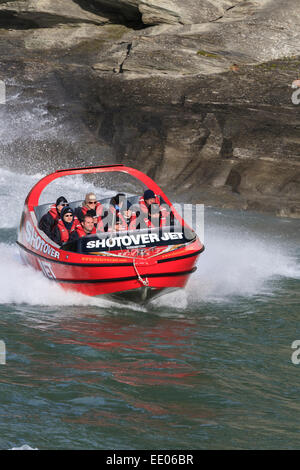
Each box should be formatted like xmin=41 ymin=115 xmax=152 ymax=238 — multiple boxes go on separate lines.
xmin=75 ymin=192 xmax=104 ymax=231
xmin=51 ymin=206 xmax=79 ymax=246
xmin=106 ymin=193 xmax=133 ymax=232
xmin=135 ymin=202 xmax=166 ymax=230
xmin=135 ymin=189 xmax=167 ymax=229
xmin=139 ymin=189 xmax=157 ymax=213
xmin=69 ymin=215 xmax=97 ymax=242
xmin=38 ymin=196 xmax=68 ymax=239
xmin=113 ymin=215 xmax=127 ymax=232
xmin=114 ymin=219 xmax=122 ymax=232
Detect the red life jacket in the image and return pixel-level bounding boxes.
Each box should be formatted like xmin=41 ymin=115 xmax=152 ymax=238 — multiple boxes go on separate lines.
xmin=56 ymin=217 xmax=80 ymax=243
xmin=81 ymin=202 xmax=104 ymax=231
xmin=76 ymin=225 xmax=97 ymax=238
xmin=128 ymin=212 xmax=137 ymax=231
xmin=139 ymin=195 xmax=161 ymax=214
xmin=143 ymin=213 xmax=166 ymax=228
xmin=48 ymin=205 xmax=59 ymax=222
xmin=139 ymin=196 xmax=167 ymax=228
xmin=81 ymin=202 xmax=103 ymax=217
xmin=160 ymin=211 xmax=167 ymax=227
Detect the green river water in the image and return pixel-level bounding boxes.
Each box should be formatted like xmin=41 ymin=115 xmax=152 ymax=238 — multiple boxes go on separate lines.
xmin=0 ymin=167 xmax=300 ymax=450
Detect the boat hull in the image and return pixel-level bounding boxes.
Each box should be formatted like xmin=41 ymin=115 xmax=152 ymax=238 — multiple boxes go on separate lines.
xmin=17 ymin=237 xmax=202 ymax=299
xmin=17 ymin=165 xmax=204 ymax=302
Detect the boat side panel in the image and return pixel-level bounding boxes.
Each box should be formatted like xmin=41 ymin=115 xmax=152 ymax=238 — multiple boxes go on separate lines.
xmin=17 ymin=204 xmax=203 ymax=297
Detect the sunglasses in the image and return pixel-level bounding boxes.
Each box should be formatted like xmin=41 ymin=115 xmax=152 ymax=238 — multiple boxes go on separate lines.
xmin=88 ymin=201 xmax=97 ymax=204
xmin=64 ymin=214 xmax=73 ymax=218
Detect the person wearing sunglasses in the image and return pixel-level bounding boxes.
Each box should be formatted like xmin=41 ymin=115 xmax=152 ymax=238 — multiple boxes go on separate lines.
xmin=38 ymin=196 xmax=68 ymax=239
xmin=75 ymin=192 xmax=104 ymax=231
xmin=51 ymin=206 xmax=81 ymax=246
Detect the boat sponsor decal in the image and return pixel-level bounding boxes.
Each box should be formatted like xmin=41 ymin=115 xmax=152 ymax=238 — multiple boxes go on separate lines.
xmin=80 ymin=256 xmax=132 ymax=264
xmin=84 ymin=232 xmax=184 ymax=251
xmin=25 ymin=221 xmax=60 ymax=259
xmin=121 ymin=246 xmax=170 ymax=258
xmin=88 ymin=244 xmax=184 ymax=259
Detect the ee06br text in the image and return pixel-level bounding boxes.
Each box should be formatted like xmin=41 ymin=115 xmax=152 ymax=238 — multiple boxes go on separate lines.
xmin=150 ymin=454 xmax=193 ymax=465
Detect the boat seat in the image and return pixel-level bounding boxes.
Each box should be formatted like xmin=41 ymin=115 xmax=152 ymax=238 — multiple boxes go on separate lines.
xmin=34 ymin=203 xmax=53 ymax=222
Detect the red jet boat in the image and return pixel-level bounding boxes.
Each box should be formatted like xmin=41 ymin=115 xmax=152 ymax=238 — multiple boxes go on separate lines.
xmin=17 ymin=165 xmax=204 ymax=302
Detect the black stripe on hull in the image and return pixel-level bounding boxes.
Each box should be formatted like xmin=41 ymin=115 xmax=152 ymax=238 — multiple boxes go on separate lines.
xmin=158 ymin=246 xmax=204 ymax=263
xmin=50 ymin=267 xmax=197 ymax=284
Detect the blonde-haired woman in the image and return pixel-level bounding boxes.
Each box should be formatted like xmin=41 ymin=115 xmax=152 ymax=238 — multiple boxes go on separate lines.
xmin=75 ymin=192 xmax=104 ymax=231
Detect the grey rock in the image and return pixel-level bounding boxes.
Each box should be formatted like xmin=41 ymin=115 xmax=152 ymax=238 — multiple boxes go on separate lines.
xmin=0 ymin=0 xmax=109 ymax=26
xmin=0 ymin=0 xmax=300 ymax=217
xmin=86 ymin=0 xmax=245 ymax=25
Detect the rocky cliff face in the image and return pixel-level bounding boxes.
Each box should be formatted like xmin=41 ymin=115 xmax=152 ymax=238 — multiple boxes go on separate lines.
xmin=0 ymin=0 xmax=300 ymax=217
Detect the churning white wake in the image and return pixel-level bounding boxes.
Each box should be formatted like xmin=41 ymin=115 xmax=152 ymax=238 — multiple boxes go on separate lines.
xmin=154 ymin=215 xmax=300 ymax=306
xmin=191 ymin=233 xmax=300 ymax=302
xmin=0 ymin=243 xmax=113 ymax=307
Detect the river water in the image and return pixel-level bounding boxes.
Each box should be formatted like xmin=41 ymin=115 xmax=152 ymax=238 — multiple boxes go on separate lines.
xmin=0 ymin=166 xmax=300 ymax=450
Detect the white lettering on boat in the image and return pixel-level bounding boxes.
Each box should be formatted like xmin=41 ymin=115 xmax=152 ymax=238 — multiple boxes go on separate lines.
xmin=38 ymin=259 xmax=57 ymax=279
xmin=25 ymin=221 xmax=60 ymax=259
xmin=85 ymin=232 xmax=183 ymax=250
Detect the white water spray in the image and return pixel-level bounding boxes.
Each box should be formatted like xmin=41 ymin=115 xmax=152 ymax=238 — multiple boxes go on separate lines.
xmin=154 ymin=214 xmax=300 ymax=306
